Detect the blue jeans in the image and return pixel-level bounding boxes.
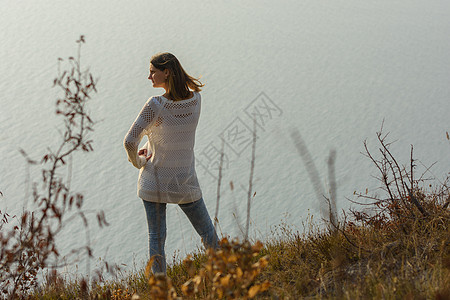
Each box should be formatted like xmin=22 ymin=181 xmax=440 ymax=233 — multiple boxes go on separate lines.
xmin=142 ymin=198 xmax=219 ymax=274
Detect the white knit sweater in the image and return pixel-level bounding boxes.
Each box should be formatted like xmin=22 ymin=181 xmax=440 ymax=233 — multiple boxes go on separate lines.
xmin=123 ymin=92 xmax=202 ymax=203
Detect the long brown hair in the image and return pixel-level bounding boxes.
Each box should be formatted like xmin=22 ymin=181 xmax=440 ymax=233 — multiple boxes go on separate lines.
xmin=150 ymin=52 xmax=204 ymax=101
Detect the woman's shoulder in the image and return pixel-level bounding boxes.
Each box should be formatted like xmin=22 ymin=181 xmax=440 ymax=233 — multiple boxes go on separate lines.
xmin=146 ymin=95 xmax=165 ymax=105
xmin=190 ymin=91 xmax=201 ymax=101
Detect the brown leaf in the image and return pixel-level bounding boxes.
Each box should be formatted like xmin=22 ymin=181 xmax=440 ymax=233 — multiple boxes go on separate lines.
xmin=220 ymin=274 xmax=231 ymax=287
xmin=228 ymin=254 xmax=238 ymax=263
xmin=181 ymin=280 xmax=194 ymax=296
xmin=216 ymin=287 xmax=224 ymax=299
xmin=236 ymin=267 xmax=243 ymax=279
xmin=248 ymin=284 xmax=260 ymax=298
xmin=251 ymin=240 xmax=264 ymax=252
xmin=261 ymin=280 xmax=271 ymax=292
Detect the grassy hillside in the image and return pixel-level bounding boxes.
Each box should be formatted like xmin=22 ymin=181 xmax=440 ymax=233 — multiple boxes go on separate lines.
xmin=31 ymin=179 xmax=449 ymax=299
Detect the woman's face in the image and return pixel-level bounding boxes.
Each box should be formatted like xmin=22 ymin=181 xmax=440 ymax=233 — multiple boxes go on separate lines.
xmin=148 ymin=64 xmax=168 ymax=89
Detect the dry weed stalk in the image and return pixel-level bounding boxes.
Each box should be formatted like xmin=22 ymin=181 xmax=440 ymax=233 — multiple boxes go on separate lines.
xmin=290 ymin=129 xmax=338 ymax=229
xmin=351 ymin=124 xmax=447 ymax=230
xmin=245 ymin=119 xmax=257 ymax=241
xmin=0 ymin=36 xmax=107 ymax=298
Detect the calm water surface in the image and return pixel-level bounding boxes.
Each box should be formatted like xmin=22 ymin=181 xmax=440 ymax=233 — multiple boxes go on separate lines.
xmin=1 ymin=0 xmax=449 ymax=274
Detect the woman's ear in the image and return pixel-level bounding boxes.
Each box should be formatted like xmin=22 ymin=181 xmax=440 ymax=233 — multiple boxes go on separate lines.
xmin=164 ymin=69 xmax=170 ymax=78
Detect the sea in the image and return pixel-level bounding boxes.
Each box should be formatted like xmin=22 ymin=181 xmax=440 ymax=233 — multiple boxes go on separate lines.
xmin=1 ymin=0 xmax=449 ymax=276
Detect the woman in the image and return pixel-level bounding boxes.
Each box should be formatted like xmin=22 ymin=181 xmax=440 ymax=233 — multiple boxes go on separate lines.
xmin=123 ymin=52 xmax=218 ymax=274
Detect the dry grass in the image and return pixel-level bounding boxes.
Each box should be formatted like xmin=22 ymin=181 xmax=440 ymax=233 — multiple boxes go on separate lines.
xmin=260 ymin=200 xmax=450 ymax=299
xmin=28 ymin=186 xmax=449 ymax=299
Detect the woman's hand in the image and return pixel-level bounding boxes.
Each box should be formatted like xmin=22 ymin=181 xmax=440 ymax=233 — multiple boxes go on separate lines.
xmin=138 ymin=149 xmax=147 ymax=156
xmin=138 ymin=149 xmax=152 ymax=161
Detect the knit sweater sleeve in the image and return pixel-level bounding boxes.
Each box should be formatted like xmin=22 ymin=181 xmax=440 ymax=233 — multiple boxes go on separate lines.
xmin=123 ymin=97 xmax=161 ymax=169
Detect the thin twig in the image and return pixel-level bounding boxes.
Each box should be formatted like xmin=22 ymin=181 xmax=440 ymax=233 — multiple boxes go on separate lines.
xmin=327 ymin=149 xmax=338 ymax=229
xmin=214 ymin=138 xmax=224 ymax=232
xmin=245 ymin=119 xmax=257 ymax=241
